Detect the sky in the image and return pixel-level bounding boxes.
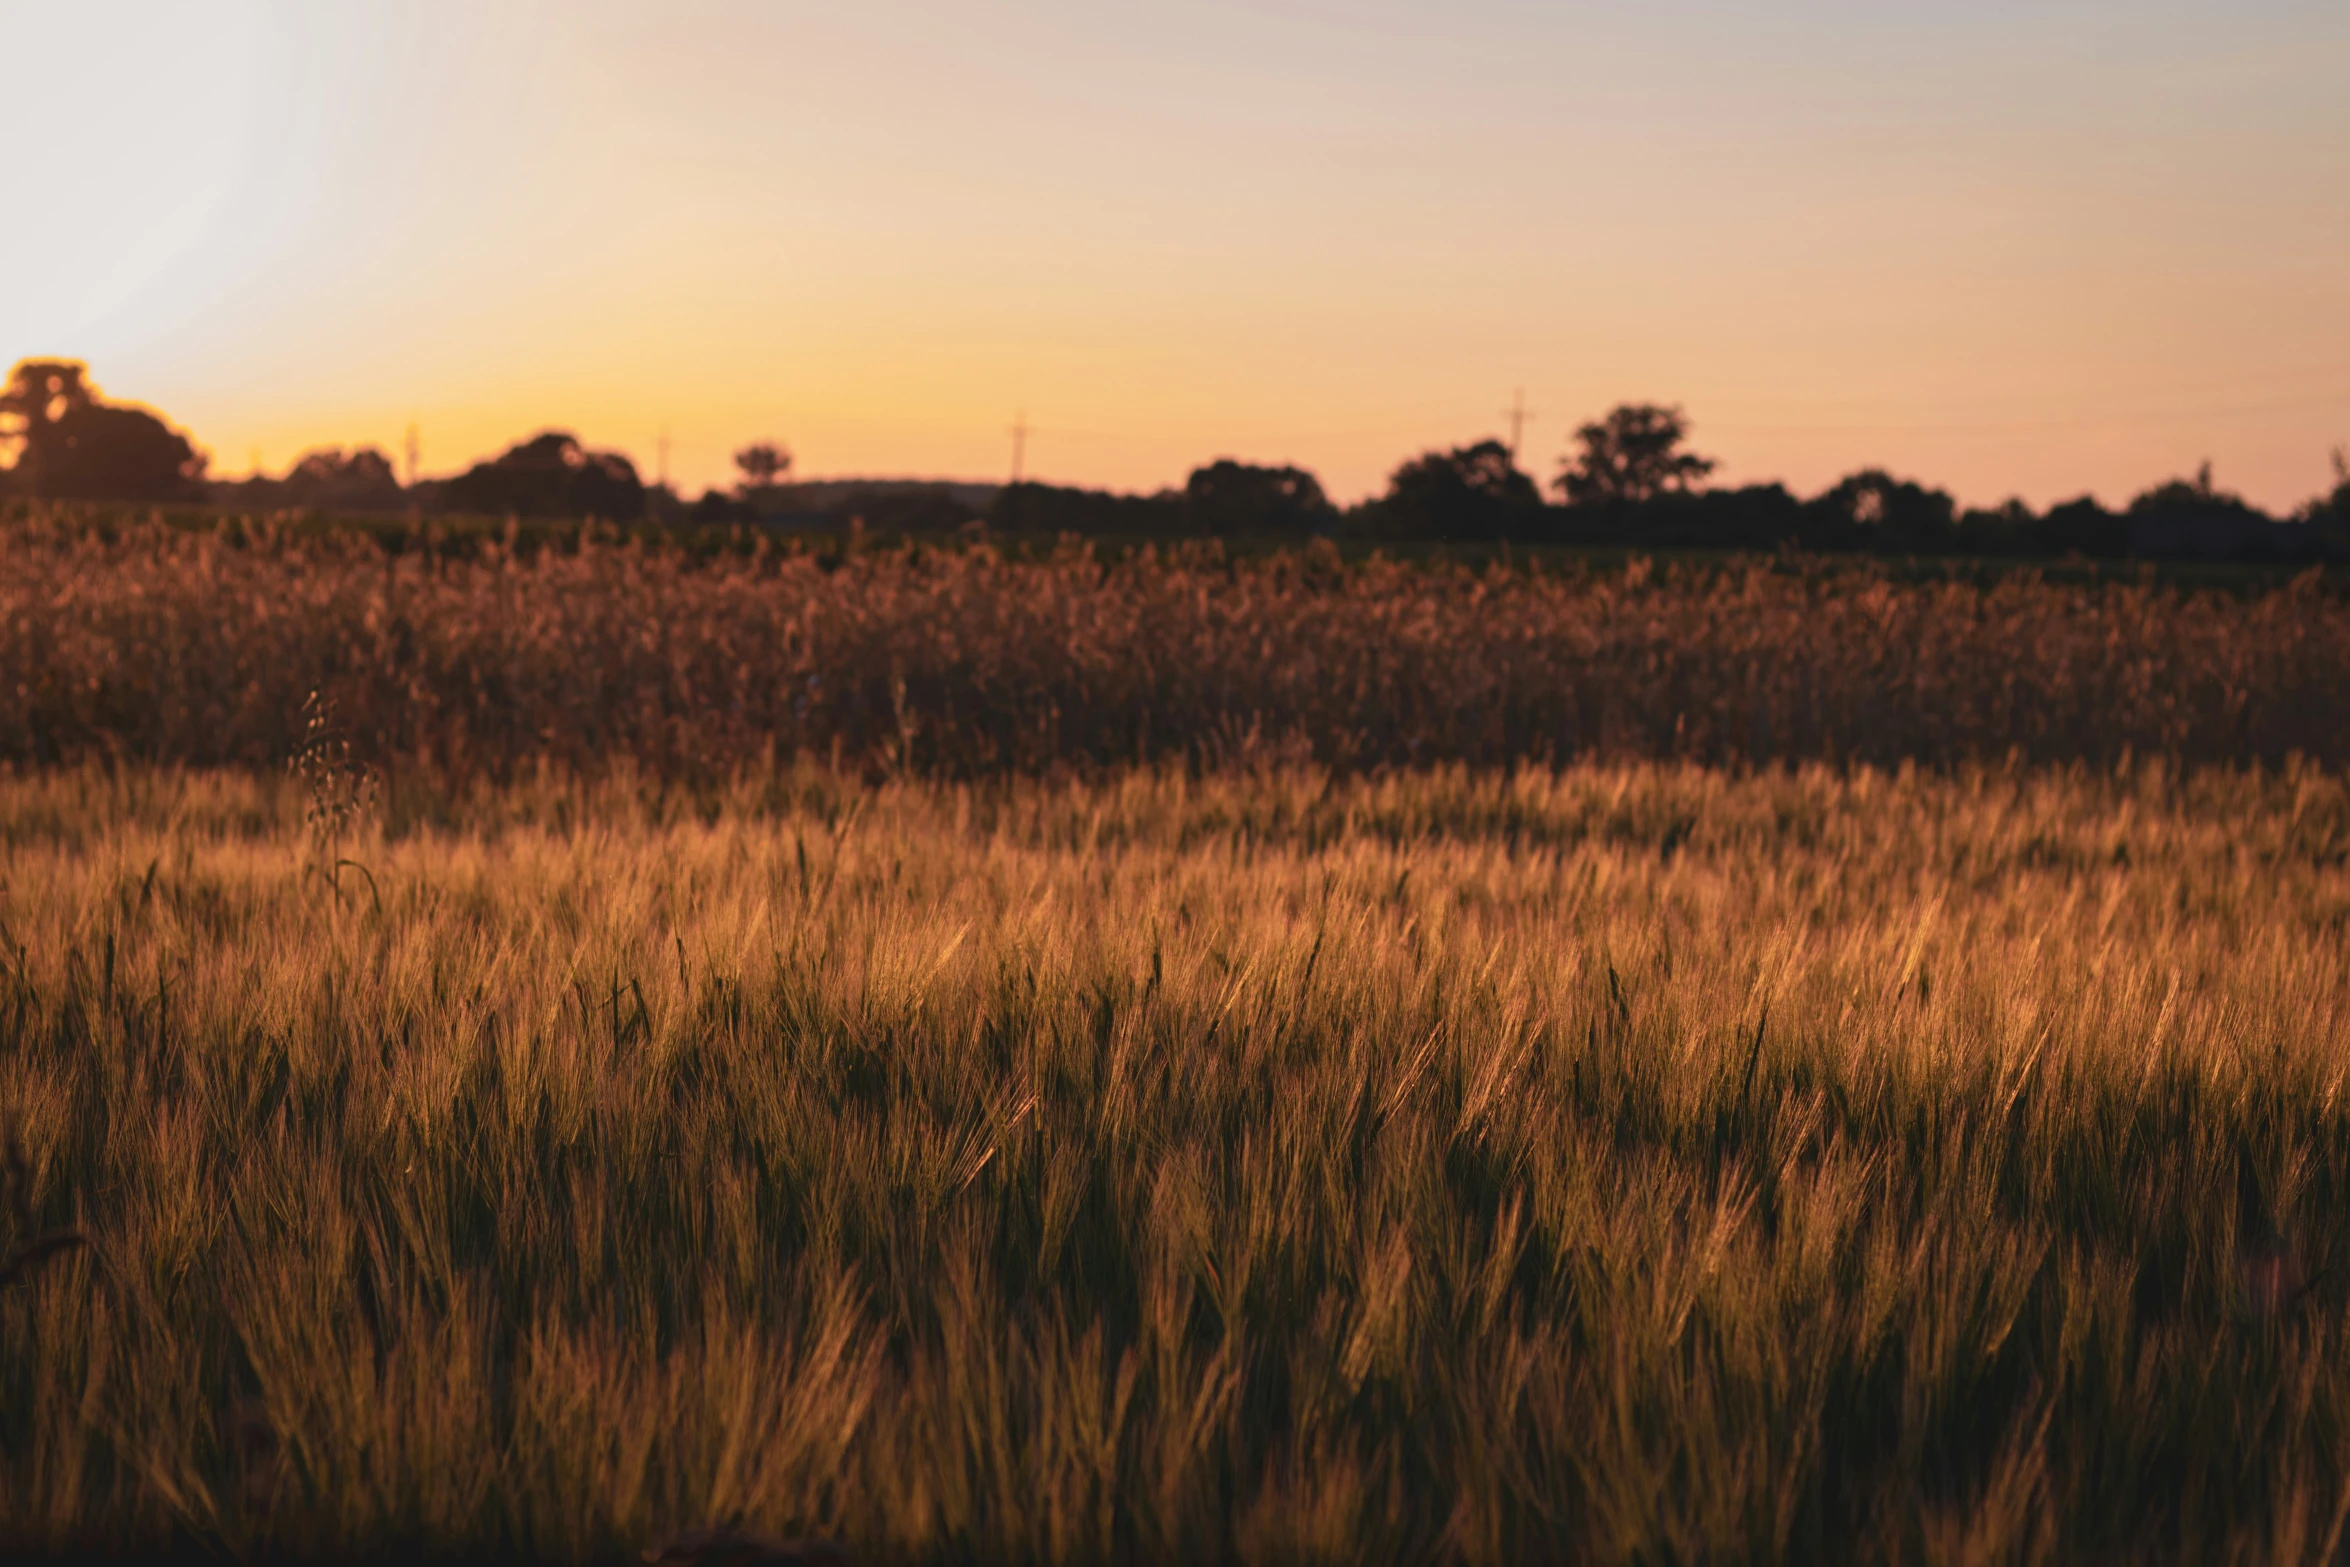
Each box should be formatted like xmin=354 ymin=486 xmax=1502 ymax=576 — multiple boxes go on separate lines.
xmin=9 ymin=0 xmax=2349 ymax=509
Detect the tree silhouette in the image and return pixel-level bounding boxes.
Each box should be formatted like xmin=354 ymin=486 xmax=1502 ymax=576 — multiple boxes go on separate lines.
xmin=2038 ymin=495 xmax=2127 ymax=558
xmin=1555 ymin=403 xmax=1714 ymax=508
xmin=443 ymin=431 xmax=643 ymax=519
xmin=2124 ymin=462 xmax=2275 ymax=559
xmin=2127 ymin=462 xmax=2264 ymax=526
xmin=1369 ymin=440 xmax=1542 ymax=540
xmin=279 ymin=446 xmax=406 ymax=511
xmin=1811 ymin=469 xmax=1956 ymax=553
xmin=1 ymin=359 xmax=207 ymax=503
xmin=0 ymin=360 xmax=94 ymax=453
xmin=734 ymin=442 xmax=792 ymax=497
xmin=1183 ymin=459 xmax=1333 ymax=535
xmin=2306 ymin=447 xmax=2350 ymax=546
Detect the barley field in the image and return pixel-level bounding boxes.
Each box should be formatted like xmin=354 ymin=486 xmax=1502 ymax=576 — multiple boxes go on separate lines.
xmin=3 ymin=758 xmax=2348 ymax=1564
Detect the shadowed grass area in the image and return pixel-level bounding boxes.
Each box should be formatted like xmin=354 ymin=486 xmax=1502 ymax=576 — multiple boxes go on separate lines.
xmin=1 ymin=761 xmax=2347 ymax=1563
xmin=8 ymin=516 xmax=2350 ymax=780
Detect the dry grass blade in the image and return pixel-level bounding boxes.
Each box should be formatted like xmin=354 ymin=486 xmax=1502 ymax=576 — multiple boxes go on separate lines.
xmin=0 ymin=1120 xmax=87 ymax=1290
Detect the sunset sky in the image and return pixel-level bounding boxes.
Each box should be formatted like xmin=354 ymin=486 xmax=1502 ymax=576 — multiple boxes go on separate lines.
xmin=12 ymin=0 xmax=2348 ymax=509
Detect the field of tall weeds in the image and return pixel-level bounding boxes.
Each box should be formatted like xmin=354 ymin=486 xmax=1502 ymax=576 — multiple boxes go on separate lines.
xmin=5 ymin=513 xmax=2347 ymax=779
xmin=5 ymin=512 xmax=2350 ymax=1562
xmin=2 ymin=761 xmax=2348 ymax=1563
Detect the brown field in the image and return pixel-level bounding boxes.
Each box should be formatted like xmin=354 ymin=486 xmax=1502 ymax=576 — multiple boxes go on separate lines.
xmin=4 ymin=513 xmax=2347 ymax=780
xmin=1 ymin=760 xmax=2347 ymax=1563
xmin=4 ymin=516 xmax=2349 ymax=1563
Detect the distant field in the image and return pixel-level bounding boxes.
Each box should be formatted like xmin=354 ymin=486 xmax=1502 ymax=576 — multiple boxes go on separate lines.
xmin=5 ymin=512 xmax=2349 ymax=780
xmin=3 ymin=762 xmax=2347 ymax=1562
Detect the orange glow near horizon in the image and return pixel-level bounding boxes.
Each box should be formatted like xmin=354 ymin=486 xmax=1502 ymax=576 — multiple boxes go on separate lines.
xmin=12 ymin=1 xmax=2349 ymax=511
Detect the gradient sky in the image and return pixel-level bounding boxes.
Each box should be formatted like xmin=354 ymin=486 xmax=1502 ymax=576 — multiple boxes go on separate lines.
xmin=11 ymin=0 xmax=2349 ymax=508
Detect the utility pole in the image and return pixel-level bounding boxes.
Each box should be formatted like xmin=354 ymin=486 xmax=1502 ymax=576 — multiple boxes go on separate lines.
xmin=403 ymin=422 xmax=421 ymax=489
xmin=1502 ymin=388 xmax=1536 ymax=464
xmin=1009 ymin=410 xmax=1029 ymax=485
xmin=657 ymin=428 xmax=671 ymax=491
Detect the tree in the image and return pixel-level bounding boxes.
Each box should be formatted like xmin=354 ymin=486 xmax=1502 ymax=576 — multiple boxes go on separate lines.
xmin=1182 ymin=459 xmax=1334 ymax=536
xmin=1365 ymin=440 xmax=1542 ymax=540
xmin=734 ymin=441 xmax=792 ymax=496
xmin=1 ymin=359 xmax=207 ymax=503
xmin=1808 ymin=470 xmax=1957 ymax=553
xmin=1555 ymin=403 xmax=1715 ymax=508
xmin=1956 ymin=497 xmax=2040 ymax=557
xmin=0 ymin=360 xmax=94 ymax=457
xmin=989 ymin=481 xmax=1184 ymax=536
xmin=2125 ymin=463 xmax=2272 ymax=534
xmin=2301 ymin=447 xmax=2350 ymax=553
xmin=2036 ymin=495 xmax=2126 ymax=559
xmin=2125 ymin=462 xmax=2278 ymax=560
xmin=278 ymin=446 xmax=406 ymax=511
xmin=442 ymin=431 xmax=644 ymax=519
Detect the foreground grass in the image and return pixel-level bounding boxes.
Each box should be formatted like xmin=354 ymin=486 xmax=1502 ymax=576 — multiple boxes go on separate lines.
xmin=1 ymin=761 xmax=2348 ymax=1563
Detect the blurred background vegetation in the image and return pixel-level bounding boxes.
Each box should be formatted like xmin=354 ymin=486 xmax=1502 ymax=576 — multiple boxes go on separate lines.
xmin=9 ymin=360 xmax=2346 ymax=567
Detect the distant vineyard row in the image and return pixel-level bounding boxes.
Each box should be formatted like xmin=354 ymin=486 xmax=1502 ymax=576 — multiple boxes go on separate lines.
xmin=6 ymin=516 xmax=2347 ymax=778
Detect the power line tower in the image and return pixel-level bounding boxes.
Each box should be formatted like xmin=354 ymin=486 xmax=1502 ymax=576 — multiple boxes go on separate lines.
xmin=1502 ymin=388 xmax=1537 ymax=464
xmin=656 ymin=429 xmax=671 ymax=491
xmin=403 ymin=422 xmax=421 ymax=489
xmin=1009 ymin=410 xmax=1029 ymax=485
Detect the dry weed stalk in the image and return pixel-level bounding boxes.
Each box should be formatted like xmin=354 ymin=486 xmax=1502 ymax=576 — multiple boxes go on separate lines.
xmin=288 ymin=687 xmax=380 ymax=908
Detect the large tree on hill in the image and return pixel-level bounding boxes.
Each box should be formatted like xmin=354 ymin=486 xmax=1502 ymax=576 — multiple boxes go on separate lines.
xmin=1 ymin=359 xmax=208 ymax=503
xmin=1555 ymin=403 xmax=1714 ymax=508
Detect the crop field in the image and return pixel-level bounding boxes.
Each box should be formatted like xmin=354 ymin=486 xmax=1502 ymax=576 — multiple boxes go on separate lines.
xmin=1 ymin=757 xmax=2347 ymax=1564
xmin=3 ymin=518 xmax=2349 ymax=1563
xmin=5 ymin=514 xmax=2348 ymax=779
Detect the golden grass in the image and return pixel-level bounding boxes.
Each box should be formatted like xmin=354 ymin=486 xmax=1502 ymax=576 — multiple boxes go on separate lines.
xmin=1 ymin=759 xmax=2347 ymax=1562
xmin=6 ymin=515 xmax=2348 ymax=780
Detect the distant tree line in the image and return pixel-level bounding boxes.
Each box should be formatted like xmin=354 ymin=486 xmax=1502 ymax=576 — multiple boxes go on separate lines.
xmin=996 ymin=409 xmax=2350 ymax=565
xmin=7 ymin=360 xmax=2347 ymax=563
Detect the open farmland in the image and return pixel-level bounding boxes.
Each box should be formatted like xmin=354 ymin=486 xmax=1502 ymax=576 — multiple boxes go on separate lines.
xmin=1 ymin=760 xmax=2348 ymax=1563
xmin=3 ymin=517 xmax=2349 ymax=1563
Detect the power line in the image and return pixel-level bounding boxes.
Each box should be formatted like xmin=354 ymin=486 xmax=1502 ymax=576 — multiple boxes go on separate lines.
xmin=1502 ymin=387 xmax=1537 ymax=462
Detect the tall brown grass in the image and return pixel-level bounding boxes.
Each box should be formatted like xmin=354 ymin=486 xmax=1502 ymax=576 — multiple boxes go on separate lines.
xmin=1 ymin=760 xmax=2347 ymax=1562
xmin=5 ymin=514 xmax=2345 ymax=780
